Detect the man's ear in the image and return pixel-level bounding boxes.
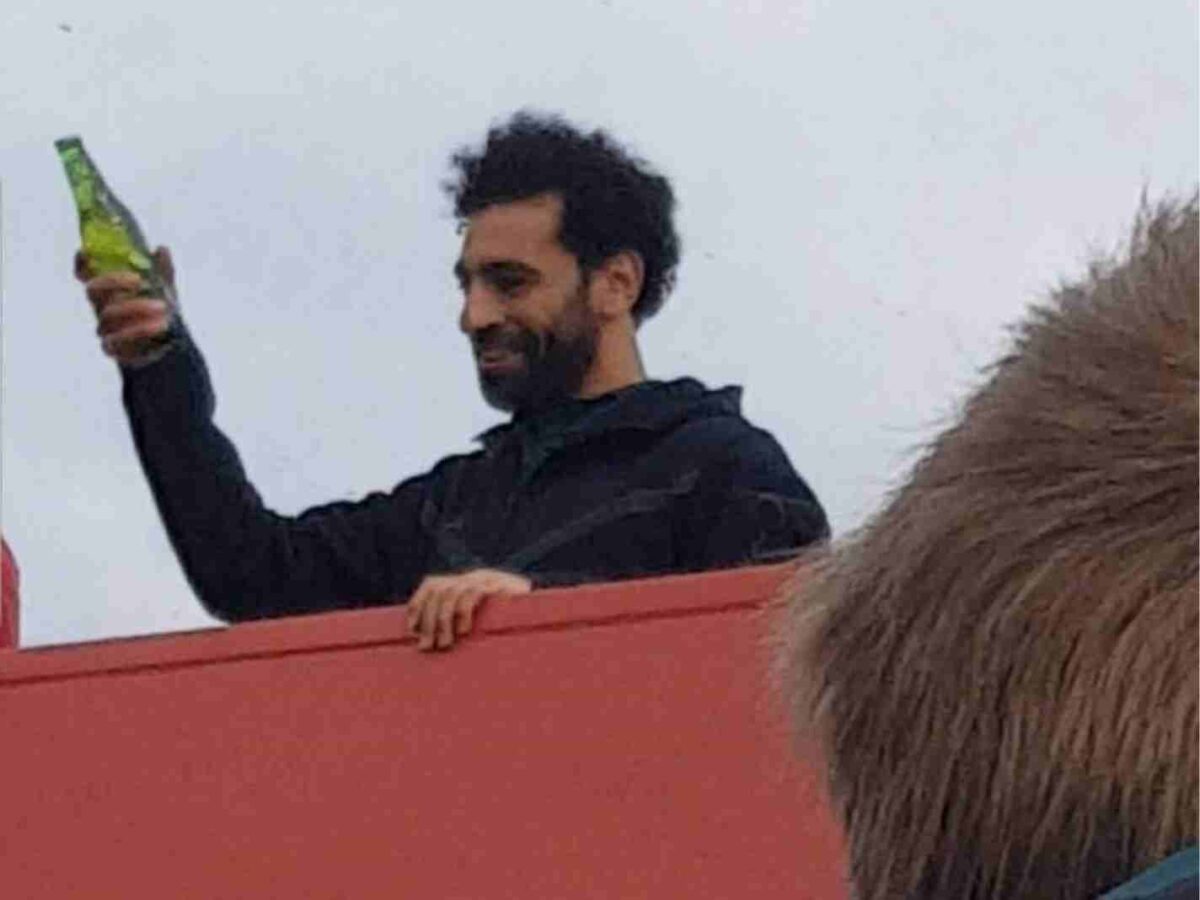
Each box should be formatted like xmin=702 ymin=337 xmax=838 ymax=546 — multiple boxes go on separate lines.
xmin=589 ymin=251 xmax=644 ymax=319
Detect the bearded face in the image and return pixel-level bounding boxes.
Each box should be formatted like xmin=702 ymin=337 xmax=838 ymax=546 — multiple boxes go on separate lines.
xmin=455 ymin=195 xmax=607 ymax=415
xmin=472 ymin=279 xmax=599 ymax=413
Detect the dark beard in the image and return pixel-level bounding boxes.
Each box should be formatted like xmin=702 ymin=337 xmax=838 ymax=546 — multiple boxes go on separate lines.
xmin=474 ymin=291 xmax=598 ymax=414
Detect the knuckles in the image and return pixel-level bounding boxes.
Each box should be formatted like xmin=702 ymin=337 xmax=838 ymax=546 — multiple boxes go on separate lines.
xmin=87 ymin=275 xmax=144 ymax=293
xmin=406 ymin=571 xmax=529 ymax=649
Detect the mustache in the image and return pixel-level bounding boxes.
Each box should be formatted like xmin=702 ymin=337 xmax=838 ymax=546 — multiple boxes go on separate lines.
xmin=472 ymin=327 xmax=540 ymax=358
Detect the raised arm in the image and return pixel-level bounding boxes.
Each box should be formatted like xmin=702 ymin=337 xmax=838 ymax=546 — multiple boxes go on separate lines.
xmin=78 ymin=247 xmax=434 ymax=622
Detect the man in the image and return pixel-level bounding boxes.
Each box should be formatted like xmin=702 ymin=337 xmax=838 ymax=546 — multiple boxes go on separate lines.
xmin=79 ymin=112 xmax=829 ymax=650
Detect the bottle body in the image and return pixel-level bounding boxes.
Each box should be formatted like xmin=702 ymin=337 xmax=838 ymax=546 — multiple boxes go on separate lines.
xmin=55 ymin=136 xmax=168 ymax=298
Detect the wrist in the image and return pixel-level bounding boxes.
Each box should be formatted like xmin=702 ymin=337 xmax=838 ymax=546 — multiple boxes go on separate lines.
xmin=117 ymin=314 xmax=186 ymax=370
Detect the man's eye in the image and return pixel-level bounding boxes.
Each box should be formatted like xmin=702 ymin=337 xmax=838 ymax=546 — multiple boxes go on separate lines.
xmin=493 ymin=278 xmax=525 ymax=295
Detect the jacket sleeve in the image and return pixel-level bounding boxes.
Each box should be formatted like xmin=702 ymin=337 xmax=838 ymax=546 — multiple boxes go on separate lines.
xmin=120 ymin=323 xmax=434 ymax=622
xmin=674 ymin=424 xmax=830 ymax=572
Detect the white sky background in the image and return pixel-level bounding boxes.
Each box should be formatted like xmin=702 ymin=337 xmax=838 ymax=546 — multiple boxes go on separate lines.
xmin=1 ymin=1 xmax=1196 ymax=647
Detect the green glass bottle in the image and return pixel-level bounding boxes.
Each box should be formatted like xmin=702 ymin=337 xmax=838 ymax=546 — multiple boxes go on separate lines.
xmin=55 ymin=136 xmax=170 ymax=299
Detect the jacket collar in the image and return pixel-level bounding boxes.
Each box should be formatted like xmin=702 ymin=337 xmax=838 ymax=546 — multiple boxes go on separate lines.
xmin=474 ymin=377 xmax=743 ymax=456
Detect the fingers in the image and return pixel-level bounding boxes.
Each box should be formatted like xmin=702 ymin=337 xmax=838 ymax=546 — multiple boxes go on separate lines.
xmin=74 ymin=247 xmax=178 ymax=368
xmin=409 ymin=582 xmax=450 ymax=652
xmin=84 ymin=272 xmax=150 ymax=313
xmin=406 ymin=579 xmax=487 ymax=652
xmin=457 ymin=593 xmax=481 ymax=637
xmin=92 ymin=295 xmax=172 ymax=365
xmin=95 ymin=298 xmax=170 ymax=336
xmin=406 ymin=570 xmax=532 ymax=653
xmin=406 ymin=585 xmax=426 ymax=634
xmin=436 ymin=592 xmax=460 ymax=650
xmin=76 ymin=245 xmax=176 ymax=309
xmin=439 ymin=591 xmax=484 ymax=649
xmin=407 ymin=585 xmax=435 ymax=651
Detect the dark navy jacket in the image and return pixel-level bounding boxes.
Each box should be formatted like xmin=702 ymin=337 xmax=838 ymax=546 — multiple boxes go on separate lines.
xmin=121 ymin=328 xmax=829 ymax=622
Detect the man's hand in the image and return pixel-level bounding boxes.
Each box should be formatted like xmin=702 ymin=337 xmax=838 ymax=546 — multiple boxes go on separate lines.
xmin=75 ymin=246 xmax=177 ymax=368
xmin=406 ymin=569 xmax=532 ymax=652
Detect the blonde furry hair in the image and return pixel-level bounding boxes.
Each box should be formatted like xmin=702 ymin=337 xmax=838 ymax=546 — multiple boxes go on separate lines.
xmin=781 ymin=195 xmax=1198 ymax=899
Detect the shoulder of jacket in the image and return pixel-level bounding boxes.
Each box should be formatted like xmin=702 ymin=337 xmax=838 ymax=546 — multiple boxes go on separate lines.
xmin=665 ymin=411 xmax=783 ymax=452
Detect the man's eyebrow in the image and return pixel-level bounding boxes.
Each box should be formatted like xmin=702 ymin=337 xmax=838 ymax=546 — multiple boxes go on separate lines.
xmin=454 ymin=260 xmax=541 ymax=282
xmin=481 ymin=260 xmax=540 ymax=278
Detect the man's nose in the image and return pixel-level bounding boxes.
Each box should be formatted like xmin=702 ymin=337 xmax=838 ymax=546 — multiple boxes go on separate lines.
xmin=459 ymin=285 xmax=505 ymax=335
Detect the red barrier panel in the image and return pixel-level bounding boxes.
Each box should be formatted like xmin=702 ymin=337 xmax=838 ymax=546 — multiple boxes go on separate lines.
xmin=1 ymin=538 xmax=18 ymax=650
xmin=0 ymin=564 xmax=847 ymax=899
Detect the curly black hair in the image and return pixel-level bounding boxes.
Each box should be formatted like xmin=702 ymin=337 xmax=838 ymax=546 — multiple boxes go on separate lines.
xmin=444 ymin=111 xmax=681 ymax=324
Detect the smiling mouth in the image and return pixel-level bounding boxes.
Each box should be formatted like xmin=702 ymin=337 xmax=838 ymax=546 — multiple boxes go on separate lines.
xmin=477 ymin=351 xmax=523 ymax=372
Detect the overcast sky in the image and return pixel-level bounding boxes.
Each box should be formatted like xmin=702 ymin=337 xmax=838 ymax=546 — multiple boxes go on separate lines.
xmin=2 ymin=0 xmax=1196 ymax=647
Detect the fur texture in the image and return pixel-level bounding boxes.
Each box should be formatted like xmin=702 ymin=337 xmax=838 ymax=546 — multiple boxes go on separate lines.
xmin=780 ymin=196 xmax=1199 ymax=898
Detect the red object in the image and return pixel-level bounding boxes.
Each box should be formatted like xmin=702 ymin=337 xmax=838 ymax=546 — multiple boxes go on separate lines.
xmin=0 ymin=564 xmax=847 ymax=898
xmin=1 ymin=537 xmax=18 ymax=649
